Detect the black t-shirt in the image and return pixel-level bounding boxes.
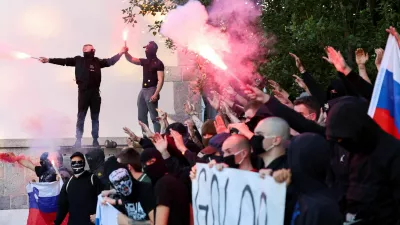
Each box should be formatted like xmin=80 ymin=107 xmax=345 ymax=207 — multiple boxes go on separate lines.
xmin=154 ymin=174 xmax=190 ymax=225
xmin=139 ymin=58 xmax=164 ymax=88
xmin=116 ymin=181 xmax=156 ymax=221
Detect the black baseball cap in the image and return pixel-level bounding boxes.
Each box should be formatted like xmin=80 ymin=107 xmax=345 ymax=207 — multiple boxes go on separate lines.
xmin=143 ymin=41 xmax=158 ymax=50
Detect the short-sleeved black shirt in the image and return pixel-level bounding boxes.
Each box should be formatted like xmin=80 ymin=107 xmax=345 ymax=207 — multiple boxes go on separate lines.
xmin=154 ymin=174 xmax=190 ymax=225
xmin=116 ymin=181 xmax=156 ymax=221
xmin=139 ymin=58 xmax=164 ymax=88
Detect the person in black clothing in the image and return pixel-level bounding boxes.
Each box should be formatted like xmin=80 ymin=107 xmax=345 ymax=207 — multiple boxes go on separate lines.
xmin=15 ymin=151 xmax=71 ymax=183
xmin=125 ymin=41 xmax=165 ymax=133
xmin=39 ymin=45 xmax=127 ymax=147
xmin=55 ymin=152 xmax=103 ymax=225
xmin=140 ymin=148 xmax=190 ymax=225
xmin=288 ymin=133 xmax=342 ymax=225
xmin=85 ymin=149 xmax=108 ymax=188
xmin=326 ymin=97 xmax=400 ymax=225
xmin=102 ymin=156 xmax=156 ymax=223
xmin=244 ymin=85 xmax=350 ymax=212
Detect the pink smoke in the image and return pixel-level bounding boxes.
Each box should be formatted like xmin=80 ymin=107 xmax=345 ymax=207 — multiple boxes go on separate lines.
xmin=160 ymin=0 xmax=269 ymax=91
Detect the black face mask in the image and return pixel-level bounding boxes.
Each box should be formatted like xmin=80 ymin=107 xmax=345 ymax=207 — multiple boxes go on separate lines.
xmin=71 ymin=160 xmax=85 ymax=174
xmin=143 ymin=162 xmax=166 ymax=184
xmin=83 ymin=50 xmax=95 ymax=58
xmin=250 ymin=135 xmax=265 ymax=155
xmin=223 ymin=155 xmax=239 ymax=169
xmin=245 ymin=116 xmax=264 ymax=132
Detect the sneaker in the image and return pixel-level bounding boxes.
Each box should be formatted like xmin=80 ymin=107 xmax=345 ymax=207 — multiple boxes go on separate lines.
xmin=93 ymin=139 xmax=100 ymax=148
xmin=73 ymin=139 xmax=82 ymax=148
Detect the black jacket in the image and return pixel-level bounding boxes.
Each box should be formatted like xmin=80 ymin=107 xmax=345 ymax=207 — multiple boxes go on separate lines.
xmin=258 ymin=96 xmax=349 ymax=206
xmin=326 ymin=97 xmax=400 ymax=225
xmin=54 ymin=171 xmax=103 ymax=225
xmin=288 ymin=133 xmax=342 ymax=225
xmin=49 ymin=54 xmax=121 ymax=90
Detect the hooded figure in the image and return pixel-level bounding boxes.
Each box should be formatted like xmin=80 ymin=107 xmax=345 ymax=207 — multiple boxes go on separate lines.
xmin=140 ymin=148 xmax=168 ymax=185
xmin=85 ymin=149 xmax=108 ymax=187
xmin=288 ymin=133 xmax=342 ymax=225
xmin=37 ymin=152 xmax=57 ymax=182
xmin=326 ymin=97 xmax=400 ymax=224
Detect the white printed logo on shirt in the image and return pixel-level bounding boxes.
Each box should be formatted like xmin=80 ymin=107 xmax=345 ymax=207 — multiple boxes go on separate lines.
xmin=125 ymin=202 xmax=146 ymax=221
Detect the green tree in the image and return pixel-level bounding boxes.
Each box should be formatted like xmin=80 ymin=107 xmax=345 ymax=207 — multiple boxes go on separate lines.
xmin=259 ymin=0 xmax=400 ymax=97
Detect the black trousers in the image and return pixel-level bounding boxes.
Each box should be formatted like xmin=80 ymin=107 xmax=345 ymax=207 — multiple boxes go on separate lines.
xmin=76 ymin=89 xmax=101 ymax=139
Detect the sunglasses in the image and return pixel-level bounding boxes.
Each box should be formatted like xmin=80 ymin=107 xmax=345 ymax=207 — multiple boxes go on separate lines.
xmin=71 ymin=160 xmax=84 ymax=166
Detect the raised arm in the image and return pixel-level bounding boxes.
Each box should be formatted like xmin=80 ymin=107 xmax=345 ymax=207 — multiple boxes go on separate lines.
xmin=40 ymin=57 xmax=77 ymax=66
xmin=125 ymin=51 xmax=141 ymax=65
xmin=99 ymin=47 xmax=127 ymax=68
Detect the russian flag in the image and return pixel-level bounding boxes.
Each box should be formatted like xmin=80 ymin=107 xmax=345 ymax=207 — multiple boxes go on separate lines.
xmin=26 ymin=180 xmax=68 ymax=225
xmin=368 ymin=35 xmax=400 ymax=139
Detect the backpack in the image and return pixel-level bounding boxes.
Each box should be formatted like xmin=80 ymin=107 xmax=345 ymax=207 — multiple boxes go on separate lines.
xmin=66 ymin=174 xmax=94 ymax=193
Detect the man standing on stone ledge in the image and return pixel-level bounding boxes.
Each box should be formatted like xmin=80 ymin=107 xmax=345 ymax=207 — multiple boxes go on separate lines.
xmin=125 ymin=41 xmax=165 ymax=133
xmin=38 ymin=44 xmax=127 ymax=148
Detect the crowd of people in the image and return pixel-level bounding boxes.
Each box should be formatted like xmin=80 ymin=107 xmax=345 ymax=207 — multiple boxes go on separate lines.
xmin=7 ymin=26 xmax=400 ymax=225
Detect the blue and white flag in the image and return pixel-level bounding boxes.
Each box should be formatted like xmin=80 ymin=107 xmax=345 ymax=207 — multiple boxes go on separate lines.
xmin=95 ymin=195 xmax=119 ymax=225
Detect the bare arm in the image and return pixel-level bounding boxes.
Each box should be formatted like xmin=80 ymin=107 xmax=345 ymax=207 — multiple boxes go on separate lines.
xmin=155 ymin=205 xmax=169 ymax=225
xmin=155 ymin=71 xmax=165 ymax=96
xmin=125 ymin=52 xmax=141 ymax=65
xmin=148 ymin=209 xmax=155 ymax=225
xmin=17 ymin=158 xmax=36 ymax=171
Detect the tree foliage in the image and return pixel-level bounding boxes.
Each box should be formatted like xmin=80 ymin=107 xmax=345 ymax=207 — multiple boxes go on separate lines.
xmin=122 ymin=0 xmax=400 ymax=96
xmin=260 ymin=0 xmax=400 ymax=96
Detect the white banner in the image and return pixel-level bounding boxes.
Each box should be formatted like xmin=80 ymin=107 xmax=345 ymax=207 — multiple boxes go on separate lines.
xmin=95 ymin=195 xmax=119 ymax=225
xmin=192 ymin=163 xmax=287 ymax=225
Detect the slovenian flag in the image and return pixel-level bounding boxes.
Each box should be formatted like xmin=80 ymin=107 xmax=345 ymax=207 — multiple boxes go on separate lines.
xmin=368 ymin=35 xmax=400 ymax=139
xmin=26 ymin=180 xmax=68 ymax=225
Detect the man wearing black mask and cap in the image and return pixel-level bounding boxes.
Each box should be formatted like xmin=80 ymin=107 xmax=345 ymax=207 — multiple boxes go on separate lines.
xmin=85 ymin=149 xmax=108 ymax=188
xmin=55 ymin=152 xmax=103 ymax=225
xmin=125 ymin=41 xmax=165 ymax=133
xmin=140 ymin=148 xmax=190 ymax=225
xmin=39 ymin=45 xmax=127 ymax=148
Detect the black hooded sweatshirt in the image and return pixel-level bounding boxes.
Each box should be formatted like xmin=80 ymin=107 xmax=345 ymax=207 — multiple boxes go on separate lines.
xmin=288 ymin=133 xmax=342 ymax=225
xmin=258 ymin=96 xmax=350 ymax=210
xmin=85 ymin=149 xmax=108 ymax=188
xmin=55 ymin=170 xmax=103 ymax=225
xmin=326 ymin=97 xmax=400 ymax=225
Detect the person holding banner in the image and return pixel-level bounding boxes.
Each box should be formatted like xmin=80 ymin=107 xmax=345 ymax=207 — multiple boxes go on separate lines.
xmin=101 ymin=156 xmax=156 ymax=224
xmin=39 ymin=45 xmax=128 ymax=148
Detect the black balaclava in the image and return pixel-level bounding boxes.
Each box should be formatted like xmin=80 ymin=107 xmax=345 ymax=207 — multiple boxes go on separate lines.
xmin=326 ymin=78 xmax=347 ymax=101
xmin=83 ymin=49 xmax=95 ymax=58
xmin=39 ymin=152 xmax=52 ymax=170
xmin=325 ymin=96 xmax=379 ymax=153
xmin=105 ymin=156 xmax=134 ymax=197
xmin=144 ymin=41 xmax=158 ymax=60
xmin=288 ymin=133 xmax=331 ymax=194
xmin=70 ymin=152 xmax=85 ymax=175
xmin=140 ymin=148 xmax=167 ymax=185
xmin=85 ymin=149 xmax=105 ymax=176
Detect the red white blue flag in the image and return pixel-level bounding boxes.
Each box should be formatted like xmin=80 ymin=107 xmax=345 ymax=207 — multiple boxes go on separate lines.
xmin=368 ymin=35 xmax=400 ymax=139
xmin=26 ymin=180 xmax=68 ymax=225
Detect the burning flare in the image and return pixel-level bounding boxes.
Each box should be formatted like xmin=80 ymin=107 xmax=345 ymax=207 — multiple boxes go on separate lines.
xmin=12 ymin=51 xmax=31 ymax=59
xmin=123 ymin=29 xmax=128 ymax=41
